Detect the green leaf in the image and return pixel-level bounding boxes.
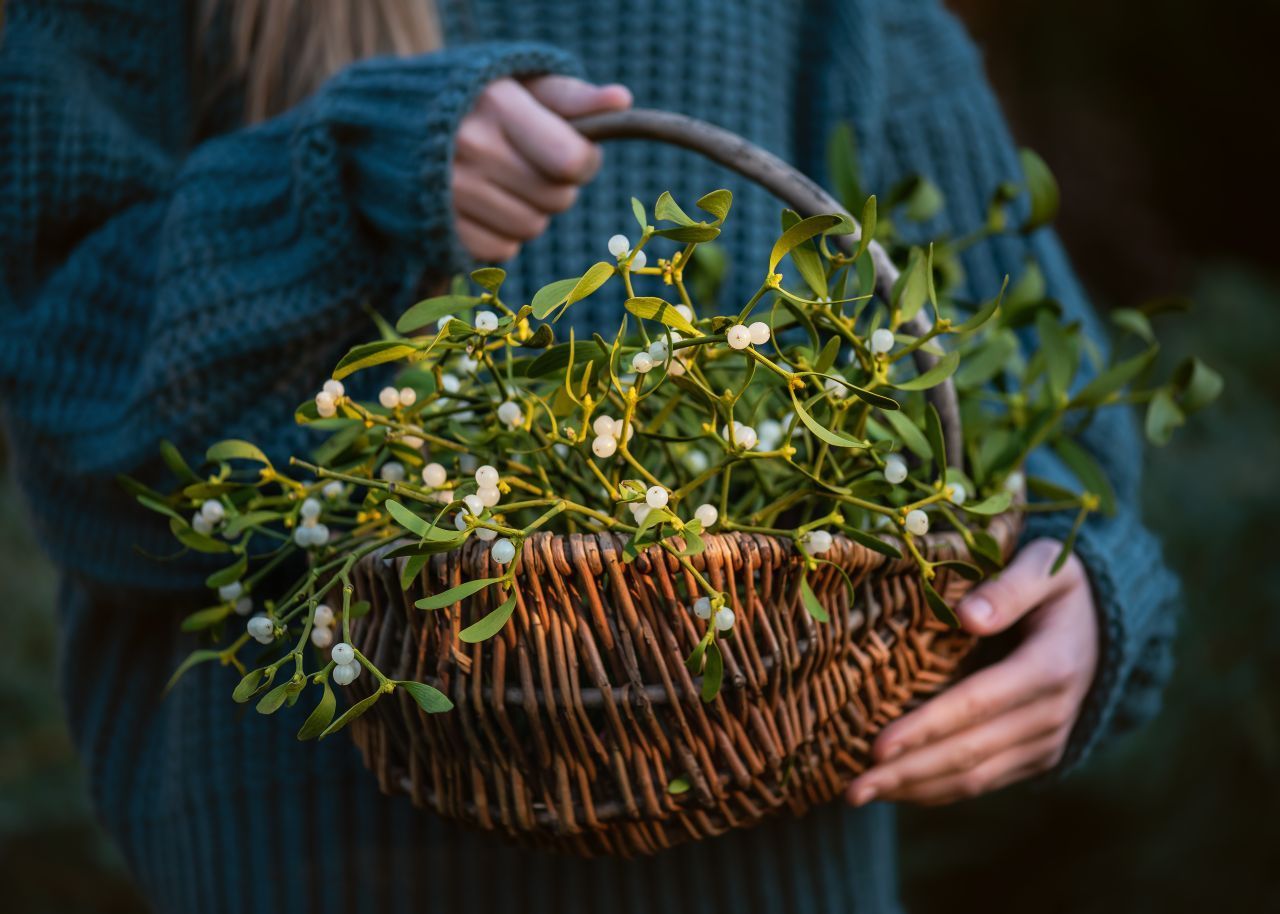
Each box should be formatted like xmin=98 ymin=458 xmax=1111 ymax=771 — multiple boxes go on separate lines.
xmin=932 ymin=559 xmax=984 ymax=582
xmin=700 ymin=641 xmax=724 ymax=703
xmin=625 ymin=296 xmax=698 ymax=336
xmin=790 ymin=390 xmax=867 ymax=448
xmin=222 ymin=510 xmax=282 ymax=538
xmin=631 ymin=197 xmax=647 ymax=231
xmin=333 ymin=340 xmax=419 ymax=380
xmin=530 ymin=277 xmax=580 ymax=320
xmin=922 ymin=578 xmax=959 ymax=626
xmin=1145 ymin=387 xmax=1185 ymax=446
xmin=838 ymin=524 xmax=903 ymax=559
xmin=180 ymin=603 xmax=232 ymax=632
xmin=1171 ymin=357 xmax=1224 ymax=413
xmin=169 ymin=516 xmax=229 ymax=553
xmin=470 ymin=268 xmax=505 ymax=293
xmin=769 ymin=214 xmax=842 ymax=274
xmin=925 ymin=404 xmax=947 ymax=480
xmin=893 ymin=248 xmax=930 ymax=323
xmin=384 ymin=499 xmax=433 ymax=539
xmin=135 ymin=493 xmax=185 ymax=524
xmin=256 ymin=680 xmax=293 ymax=715
xmin=956 ymin=276 xmax=1008 ymax=334
xmin=1051 ymin=511 xmax=1087 ymax=574
xmin=233 ymin=667 xmax=271 ymax=703
xmin=892 ymin=350 xmax=960 ymax=391
xmin=320 ymin=688 xmax=383 ymax=738
xmin=883 ymin=409 xmax=933 ymax=459
xmin=961 ymin=491 xmax=1013 ymax=516
xmin=205 ymin=553 xmax=247 ymax=589
xmin=347 ymin=600 xmax=371 ymax=620
xmin=652 ymin=224 xmax=720 ymax=243
xmin=459 ymin=591 xmax=518 ymax=643
xmin=206 ymin=439 xmax=272 ymax=467
xmin=667 ymin=776 xmax=691 ymax=795
xmin=955 ymin=331 xmax=1018 ymax=388
xmin=696 ymin=188 xmax=733 ymax=222
xmin=159 ymin=440 xmax=199 ymax=484
xmin=415 ymin=576 xmax=505 ymax=611
xmin=526 ymin=339 xmax=608 ymax=378
xmin=397 ymin=680 xmax=455 ymax=713
xmin=827 ymin=122 xmax=864 ymax=210
xmin=1036 ymin=310 xmax=1076 ymax=400
xmin=1053 ymin=439 xmax=1117 ymax=516
xmin=566 ymin=261 xmax=616 ymax=305
xmin=655 ymin=191 xmax=696 ymax=225
xmin=815 ymin=337 xmax=841 ymax=374
xmin=297 ymin=681 xmax=337 ymax=739
xmin=164 ymin=649 xmax=223 ymax=694
xmin=854 ymin=195 xmax=877 ymax=263
xmin=395 ymin=295 xmax=480 ymax=333
xmin=800 ymin=575 xmax=829 ymax=622
xmin=1069 ymin=347 xmax=1157 ymax=408
xmin=1110 ymin=308 xmax=1155 ymax=344
xmin=1019 ymin=148 xmax=1060 ymax=233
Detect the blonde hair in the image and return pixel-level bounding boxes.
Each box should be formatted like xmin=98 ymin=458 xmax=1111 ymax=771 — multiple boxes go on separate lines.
xmin=199 ymin=0 xmax=443 ymax=123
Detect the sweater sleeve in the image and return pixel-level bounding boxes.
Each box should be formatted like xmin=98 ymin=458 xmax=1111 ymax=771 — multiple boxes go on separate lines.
xmin=810 ymin=0 xmax=1180 ymax=772
xmin=0 ymin=8 xmax=581 ymax=591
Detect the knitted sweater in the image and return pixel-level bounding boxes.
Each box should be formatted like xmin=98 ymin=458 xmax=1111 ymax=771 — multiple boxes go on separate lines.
xmin=0 ymin=1 xmax=1179 ymax=912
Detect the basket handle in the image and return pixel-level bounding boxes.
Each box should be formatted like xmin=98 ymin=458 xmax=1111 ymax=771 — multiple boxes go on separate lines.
xmin=572 ymin=108 xmax=963 ymax=465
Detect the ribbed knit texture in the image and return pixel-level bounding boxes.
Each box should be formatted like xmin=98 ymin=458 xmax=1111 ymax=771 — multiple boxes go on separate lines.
xmin=0 ymin=1 xmax=1179 ymax=912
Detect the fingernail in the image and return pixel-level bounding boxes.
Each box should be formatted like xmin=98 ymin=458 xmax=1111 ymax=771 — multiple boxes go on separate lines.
xmin=960 ymin=596 xmax=993 ymax=625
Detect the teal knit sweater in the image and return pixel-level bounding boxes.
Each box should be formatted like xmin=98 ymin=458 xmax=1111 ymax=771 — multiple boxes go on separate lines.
xmin=0 ymin=1 xmax=1179 ymax=911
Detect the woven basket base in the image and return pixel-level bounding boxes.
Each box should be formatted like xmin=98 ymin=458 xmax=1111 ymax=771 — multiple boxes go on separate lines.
xmin=347 ymin=514 xmax=1020 ymax=857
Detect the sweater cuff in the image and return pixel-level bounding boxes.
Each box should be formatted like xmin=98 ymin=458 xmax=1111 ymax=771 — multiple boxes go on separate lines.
xmin=297 ymin=43 xmax=584 ymax=273
xmin=1021 ymin=459 xmax=1181 ymax=776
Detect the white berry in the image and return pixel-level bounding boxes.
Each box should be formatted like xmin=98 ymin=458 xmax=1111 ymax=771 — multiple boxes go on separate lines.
xmin=631 ymin=249 xmax=648 ymax=270
xmin=726 ymin=324 xmax=752 ymax=350
xmin=440 ymin=373 xmax=461 ymax=394
xmin=870 ymin=328 xmax=895 ymax=354
xmin=422 ymin=463 xmax=448 ymax=487
xmin=592 ymin=415 xmax=617 ymax=438
xmin=632 ymin=352 xmax=654 ymax=374
xmin=714 ymin=607 xmax=736 ymax=631
xmin=378 ymin=386 xmax=401 ymax=409
xmin=592 ymin=435 xmax=617 ymax=458
xmin=332 ymin=662 xmax=358 ymax=686
xmin=884 ymin=454 xmax=908 ymax=485
xmin=315 ymin=391 xmax=337 ymax=417
xmin=693 ymin=596 xmax=712 ymax=620
xmin=694 ymin=503 xmax=718 ymax=528
xmin=475 ymin=527 xmax=497 ymax=542
xmin=802 ymin=529 xmax=833 ymax=555
xmin=643 ymin=486 xmax=667 ymax=509
xmin=497 ymin=400 xmax=523 ymax=427
xmin=648 ymin=339 xmax=669 ymax=362
xmin=748 ymin=321 xmax=771 ymax=345
xmin=313 ymin=604 xmax=335 ymax=628
xmin=200 ymin=499 xmax=225 ymax=524
xmin=477 ymin=485 xmax=501 ymax=508
xmin=1004 ymin=471 xmax=1025 ymax=494
xmin=825 ymin=377 xmax=848 ymax=400
xmin=905 ymin=509 xmax=930 ymax=536
xmin=757 ymin=419 xmax=784 ymax=451
xmin=247 ymin=615 xmax=274 ymax=643
xmin=379 ymin=461 xmax=405 ymax=483
xmin=491 ymin=538 xmax=517 ymax=564
xmin=475 ymin=465 xmax=499 ymax=488
xmin=300 ymin=497 xmax=322 ymax=520
xmin=675 ymin=304 xmax=694 ymax=322
xmin=218 ymin=581 xmax=243 ymax=602
xmin=323 ymin=379 xmax=345 ymax=398
xmin=191 ymin=512 xmax=214 ymax=536
xmin=323 ymin=480 xmax=344 ymax=500
xmin=331 ymin=642 xmax=355 ymax=666
xmin=474 ymin=310 xmax=499 ymax=332
xmin=948 ymin=483 xmax=967 ymax=505
xmin=463 ymin=494 xmax=485 ymax=517
xmin=234 ymin=596 xmax=253 ymax=617
xmin=608 ymin=234 xmax=631 ymax=257
xmin=310 ymin=626 xmax=334 ymax=649
xmin=399 ymin=387 xmax=417 ymax=407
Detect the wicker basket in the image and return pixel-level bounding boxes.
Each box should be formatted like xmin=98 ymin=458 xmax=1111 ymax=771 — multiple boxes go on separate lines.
xmin=343 ymin=110 xmax=1022 ymax=856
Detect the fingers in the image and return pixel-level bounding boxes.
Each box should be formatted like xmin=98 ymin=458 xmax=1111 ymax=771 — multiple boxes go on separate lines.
xmin=524 ymin=75 xmax=633 ymax=118
xmin=481 ymin=78 xmax=603 ymax=184
xmin=452 ymin=168 xmax=549 ymax=242
xmin=957 ymin=537 xmax=1086 ymax=635
xmin=877 ymin=732 xmax=1066 ymax=807
xmin=846 ymin=693 xmax=1071 ymax=805
xmin=453 ymin=115 xmax=580 ymax=213
xmin=455 ymin=217 xmax=521 ymax=264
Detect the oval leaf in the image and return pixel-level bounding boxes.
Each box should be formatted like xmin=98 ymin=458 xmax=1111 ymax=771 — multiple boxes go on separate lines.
xmin=458 ymin=591 xmax=518 ymax=642
xmin=397 ymin=680 xmax=454 ymax=713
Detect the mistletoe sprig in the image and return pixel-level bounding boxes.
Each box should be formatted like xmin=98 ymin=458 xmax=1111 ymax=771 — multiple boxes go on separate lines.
xmin=133 ymin=166 xmax=1218 ymax=733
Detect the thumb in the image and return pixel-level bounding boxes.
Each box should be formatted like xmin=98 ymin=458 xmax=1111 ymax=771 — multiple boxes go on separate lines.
xmin=524 ymin=75 xmax=633 ymax=119
xmin=958 ymin=538 xmax=1079 ymax=635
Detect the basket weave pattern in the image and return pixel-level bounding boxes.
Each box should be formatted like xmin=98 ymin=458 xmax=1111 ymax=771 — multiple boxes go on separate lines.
xmin=347 ymin=515 xmax=1019 ymax=857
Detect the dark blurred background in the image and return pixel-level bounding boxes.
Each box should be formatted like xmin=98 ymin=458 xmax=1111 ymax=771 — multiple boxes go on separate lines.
xmin=2 ymin=1 xmax=1276 ymax=911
